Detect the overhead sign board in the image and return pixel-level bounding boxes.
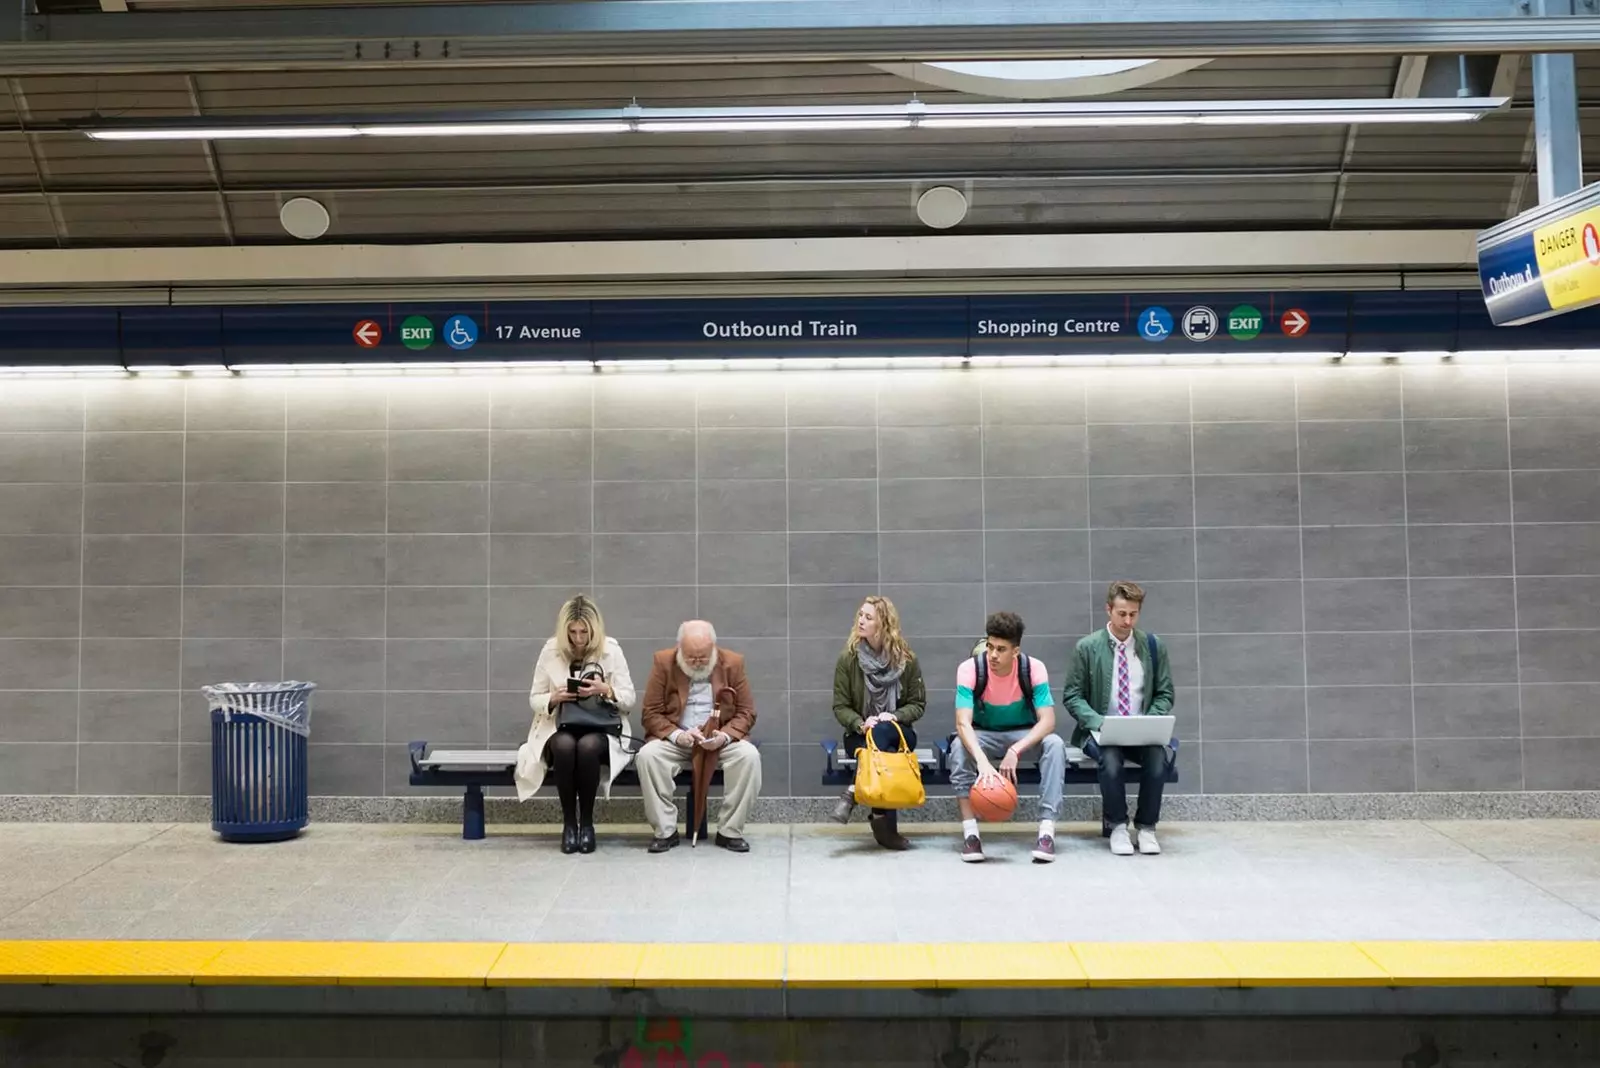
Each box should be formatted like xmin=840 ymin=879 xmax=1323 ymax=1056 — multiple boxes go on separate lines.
xmin=1478 ymin=181 xmax=1600 ymax=326
xmin=3 ymin=290 xmax=1600 ymax=368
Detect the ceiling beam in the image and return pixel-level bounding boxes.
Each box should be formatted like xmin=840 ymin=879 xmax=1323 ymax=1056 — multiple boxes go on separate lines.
xmin=0 ymin=166 xmax=1557 ymax=201
xmin=2 ymin=0 xmax=1599 ymax=72
xmin=0 ymin=230 xmax=1480 ymax=288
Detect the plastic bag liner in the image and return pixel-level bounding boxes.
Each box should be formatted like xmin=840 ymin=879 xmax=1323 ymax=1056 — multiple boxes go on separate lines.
xmin=202 ymin=682 xmax=316 ymax=737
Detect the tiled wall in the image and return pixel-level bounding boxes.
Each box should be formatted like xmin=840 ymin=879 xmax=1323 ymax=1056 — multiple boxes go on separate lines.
xmin=0 ymin=363 xmax=1597 ymax=800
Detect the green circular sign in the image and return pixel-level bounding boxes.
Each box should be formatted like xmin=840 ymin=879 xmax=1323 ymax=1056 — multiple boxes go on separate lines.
xmin=400 ymin=315 xmax=435 ymax=351
xmin=1227 ymin=304 xmax=1263 ymax=341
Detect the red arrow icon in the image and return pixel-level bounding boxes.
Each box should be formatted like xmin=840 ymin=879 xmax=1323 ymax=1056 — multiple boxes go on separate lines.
xmin=353 ymin=320 xmax=382 ymax=348
xmin=1280 ymin=309 xmax=1310 ymax=337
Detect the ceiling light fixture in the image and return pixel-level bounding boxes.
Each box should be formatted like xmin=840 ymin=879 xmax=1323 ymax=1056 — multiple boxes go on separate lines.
xmin=74 ymin=96 xmax=1509 ymax=142
xmin=358 ymin=122 xmax=633 ymax=137
xmin=87 ymin=126 xmax=359 ymax=141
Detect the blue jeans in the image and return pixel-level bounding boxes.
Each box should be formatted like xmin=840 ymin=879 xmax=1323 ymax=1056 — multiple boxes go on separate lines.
xmin=1088 ymin=740 xmax=1168 ymax=829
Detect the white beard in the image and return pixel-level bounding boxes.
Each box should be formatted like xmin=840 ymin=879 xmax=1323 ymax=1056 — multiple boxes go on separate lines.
xmin=676 ymin=647 xmax=718 ymax=682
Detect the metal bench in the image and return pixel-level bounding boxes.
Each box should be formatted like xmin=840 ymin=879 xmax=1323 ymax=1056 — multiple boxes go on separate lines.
xmin=820 ymin=735 xmax=1179 ymax=834
xmin=818 ymin=740 xmax=943 ymax=786
xmin=407 ymin=741 xmax=730 ymax=841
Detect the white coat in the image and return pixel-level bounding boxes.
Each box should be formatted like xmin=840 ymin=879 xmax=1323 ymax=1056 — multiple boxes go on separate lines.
xmin=514 ymin=636 xmax=639 ymax=802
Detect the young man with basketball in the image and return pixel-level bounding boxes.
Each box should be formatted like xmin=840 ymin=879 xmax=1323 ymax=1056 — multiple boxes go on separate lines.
xmin=949 ymin=611 xmax=1067 ymax=863
xmin=1063 ymin=581 xmax=1176 ymax=856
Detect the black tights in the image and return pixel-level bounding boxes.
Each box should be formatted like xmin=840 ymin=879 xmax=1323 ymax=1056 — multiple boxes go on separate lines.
xmin=548 ymin=728 xmax=608 ymax=826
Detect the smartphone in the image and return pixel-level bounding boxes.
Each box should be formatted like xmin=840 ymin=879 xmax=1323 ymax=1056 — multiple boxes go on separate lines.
xmin=566 ymin=678 xmax=582 ymax=694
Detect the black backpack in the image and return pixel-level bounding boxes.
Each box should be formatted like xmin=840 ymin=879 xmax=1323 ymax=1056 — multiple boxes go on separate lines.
xmin=971 ymin=641 xmax=1035 ymax=718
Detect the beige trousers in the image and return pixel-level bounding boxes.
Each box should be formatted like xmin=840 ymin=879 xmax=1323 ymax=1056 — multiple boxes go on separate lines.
xmin=634 ymin=737 xmax=763 ymax=839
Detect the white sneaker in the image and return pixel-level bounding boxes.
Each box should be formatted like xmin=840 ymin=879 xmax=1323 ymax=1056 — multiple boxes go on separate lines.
xmin=1109 ymin=824 xmax=1134 ymax=856
xmin=1136 ymin=827 xmax=1161 ymax=855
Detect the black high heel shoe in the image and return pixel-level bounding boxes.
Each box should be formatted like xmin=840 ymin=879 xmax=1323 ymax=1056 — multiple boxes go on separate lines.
xmin=561 ymin=822 xmax=579 ymax=854
xmin=577 ymin=824 xmax=597 ymax=854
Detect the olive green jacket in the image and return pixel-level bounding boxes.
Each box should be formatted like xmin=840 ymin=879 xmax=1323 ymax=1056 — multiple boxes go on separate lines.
xmin=1062 ymin=628 xmax=1175 ymax=748
xmin=831 ymin=648 xmax=927 ymax=735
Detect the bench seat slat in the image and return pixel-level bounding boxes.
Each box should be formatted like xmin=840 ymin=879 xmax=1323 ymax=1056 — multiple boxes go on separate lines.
xmin=419 ymin=749 xmax=522 ymax=769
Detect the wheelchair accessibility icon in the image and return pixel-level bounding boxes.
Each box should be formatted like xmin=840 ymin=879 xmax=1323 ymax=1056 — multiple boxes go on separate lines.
xmin=1138 ymin=306 xmax=1173 ymax=343
xmin=445 ymin=315 xmax=479 ymax=351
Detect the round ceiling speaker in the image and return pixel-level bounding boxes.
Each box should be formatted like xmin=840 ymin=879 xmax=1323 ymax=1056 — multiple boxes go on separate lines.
xmin=279 ymin=196 xmax=331 ymax=240
xmin=916 ymin=186 xmax=968 ymax=230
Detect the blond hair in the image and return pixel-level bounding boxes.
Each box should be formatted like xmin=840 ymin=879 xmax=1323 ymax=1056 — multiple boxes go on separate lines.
xmin=845 ymin=595 xmax=914 ymax=668
xmin=553 ymin=595 xmax=606 ymax=662
xmin=1105 ymin=580 xmax=1146 ymax=607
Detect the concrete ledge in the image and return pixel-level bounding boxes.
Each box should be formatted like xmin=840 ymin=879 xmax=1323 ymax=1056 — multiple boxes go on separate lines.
xmin=3 ymin=792 xmax=1599 ymax=825
xmin=2 ymin=981 xmax=1596 ymax=1019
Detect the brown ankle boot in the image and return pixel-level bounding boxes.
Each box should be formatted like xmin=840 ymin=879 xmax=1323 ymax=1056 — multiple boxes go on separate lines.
xmin=868 ymin=809 xmax=910 ymax=851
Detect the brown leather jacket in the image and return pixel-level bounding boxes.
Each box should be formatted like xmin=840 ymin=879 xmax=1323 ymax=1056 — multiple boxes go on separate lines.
xmin=640 ymin=647 xmax=757 ymax=741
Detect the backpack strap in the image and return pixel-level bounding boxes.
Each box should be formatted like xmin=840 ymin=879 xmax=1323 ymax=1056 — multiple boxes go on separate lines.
xmin=1018 ymin=653 xmax=1035 ymax=714
xmin=1145 ymin=632 xmax=1159 ymax=714
xmin=971 ymin=653 xmax=987 ymax=715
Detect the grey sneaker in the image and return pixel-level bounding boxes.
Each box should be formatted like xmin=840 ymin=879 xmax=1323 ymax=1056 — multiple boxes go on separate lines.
xmin=1031 ymin=835 xmax=1056 ymax=863
xmin=961 ymin=835 xmax=985 ymax=863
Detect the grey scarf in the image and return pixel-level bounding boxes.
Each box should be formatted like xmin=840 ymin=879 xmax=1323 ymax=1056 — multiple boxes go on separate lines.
xmin=856 ymin=640 xmax=904 ymax=720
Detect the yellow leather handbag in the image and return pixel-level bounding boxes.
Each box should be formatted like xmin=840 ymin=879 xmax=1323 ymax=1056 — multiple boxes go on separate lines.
xmin=853 ymin=721 xmax=925 ymax=810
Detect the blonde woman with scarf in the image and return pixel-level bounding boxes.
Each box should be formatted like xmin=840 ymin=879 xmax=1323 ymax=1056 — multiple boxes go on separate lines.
xmin=515 ymin=595 xmax=637 ymax=854
xmin=829 ymin=595 xmax=926 ymax=849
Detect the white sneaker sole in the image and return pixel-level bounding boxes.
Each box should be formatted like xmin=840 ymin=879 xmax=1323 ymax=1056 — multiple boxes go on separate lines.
xmin=1031 ymin=850 xmax=1055 ymax=863
xmin=1110 ymin=845 xmax=1134 ymax=856
xmin=961 ymin=852 xmax=986 ymax=863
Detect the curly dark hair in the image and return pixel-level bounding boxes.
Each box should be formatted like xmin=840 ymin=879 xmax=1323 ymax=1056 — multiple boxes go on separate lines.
xmin=984 ymin=611 xmax=1025 ymax=646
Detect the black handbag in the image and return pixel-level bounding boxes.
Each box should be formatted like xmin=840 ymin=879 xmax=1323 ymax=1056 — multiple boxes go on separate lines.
xmin=556 ymin=662 xmax=624 ymax=735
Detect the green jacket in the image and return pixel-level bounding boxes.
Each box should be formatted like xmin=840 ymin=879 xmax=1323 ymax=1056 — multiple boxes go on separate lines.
xmin=832 ymin=648 xmax=926 ymax=735
xmin=1061 ymin=628 xmax=1175 ymax=748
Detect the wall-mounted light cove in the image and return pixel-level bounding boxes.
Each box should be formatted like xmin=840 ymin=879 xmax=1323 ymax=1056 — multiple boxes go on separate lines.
xmin=7 ymin=349 xmax=1600 ymax=378
xmin=77 ymin=97 xmax=1509 ymax=141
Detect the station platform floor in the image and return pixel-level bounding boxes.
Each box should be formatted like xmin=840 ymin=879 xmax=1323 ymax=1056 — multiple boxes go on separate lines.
xmin=4 ymin=819 xmax=1600 ymax=1021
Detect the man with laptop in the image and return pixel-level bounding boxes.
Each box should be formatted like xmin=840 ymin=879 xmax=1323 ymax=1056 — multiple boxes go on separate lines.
xmin=1062 ymin=581 xmax=1176 ymax=856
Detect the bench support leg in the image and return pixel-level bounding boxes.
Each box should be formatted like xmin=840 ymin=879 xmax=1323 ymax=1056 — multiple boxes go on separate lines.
xmin=463 ymin=784 xmax=486 ymax=841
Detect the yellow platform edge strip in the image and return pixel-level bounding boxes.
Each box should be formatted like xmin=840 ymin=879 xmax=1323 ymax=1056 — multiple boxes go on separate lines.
xmin=1 ymin=941 xmax=1599 ymax=989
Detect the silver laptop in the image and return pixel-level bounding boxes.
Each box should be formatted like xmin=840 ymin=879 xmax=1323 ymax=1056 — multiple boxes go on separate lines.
xmin=1092 ymin=715 xmax=1176 ymax=748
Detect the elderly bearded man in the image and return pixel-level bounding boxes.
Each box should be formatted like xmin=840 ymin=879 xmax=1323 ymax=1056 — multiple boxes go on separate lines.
xmin=636 ymin=619 xmax=763 ymax=853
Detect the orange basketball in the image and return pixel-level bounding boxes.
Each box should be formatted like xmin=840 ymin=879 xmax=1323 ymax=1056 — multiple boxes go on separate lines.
xmin=969 ymin=776 xmax=1018 ymax=822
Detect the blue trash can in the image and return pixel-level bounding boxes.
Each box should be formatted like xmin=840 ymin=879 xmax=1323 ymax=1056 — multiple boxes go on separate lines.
xmin=204 ymin=682 xmax=315 ymax=843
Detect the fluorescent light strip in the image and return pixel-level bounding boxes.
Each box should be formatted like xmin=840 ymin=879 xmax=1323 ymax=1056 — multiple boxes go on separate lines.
xmin=77 ymin=97 xmax=1508 ymax=141
xmin=126 ymin=364 xmax=233 ymax=376
xmin=637 ymin=119 xmax=911 ymax=133
xmin=12 ymin=348 xmax=1600 ymax=378
xmin=0 ymin=365 xmax=128 ymax=377
xmin=359 ymin=122 xmax=632 ymax=137
xmin=88 ymin=127 xmax=359 ymax=141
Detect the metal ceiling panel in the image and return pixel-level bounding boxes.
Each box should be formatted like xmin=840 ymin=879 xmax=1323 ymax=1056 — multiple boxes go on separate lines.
xmin=54 ymin=192 xmax=227 ymax=242
xmin=14 ymin=73 xmax=198 ymax=119
xmin=33 ymin=132 xmax=216 ymax=186
xmin=0 ymin=195 xmax=60 ymax=244
xmin=193 ymin=63 xmax=946 ymax=113
xmin=221 ymin=176 xmax=1336 ymax=240
xmin=205 ymin=127 xmax=1353 ymax=187
xmin=1345 ymin=110 xmax=1534 ymax=170
xmin=0 ymin=134 xmax=46 ymax=188
xmin=1338 ymin=173 xmax=1520 ymax=224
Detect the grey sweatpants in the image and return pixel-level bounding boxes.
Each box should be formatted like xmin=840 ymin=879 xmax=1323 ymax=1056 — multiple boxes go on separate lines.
xmin=948 ymin=729 xmax=1067 ymax=821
